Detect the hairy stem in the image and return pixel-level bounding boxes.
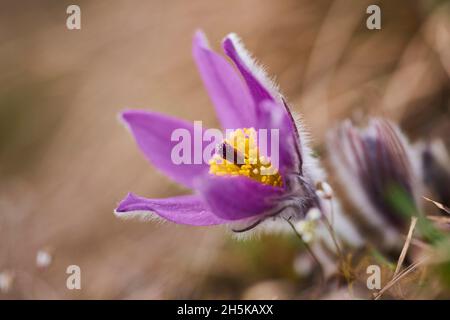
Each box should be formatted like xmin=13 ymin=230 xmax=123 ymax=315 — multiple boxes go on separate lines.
xmin=285 ymin=217 xmax=325 ymax=285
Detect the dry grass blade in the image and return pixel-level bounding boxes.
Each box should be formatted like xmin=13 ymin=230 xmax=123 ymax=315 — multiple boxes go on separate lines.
xmin=423 ymin=197 xmax=450 ymax=214
xmin=374 ymin=258 xmax=427 ymax=300
xmin=427 ymin=215 xmax=450 ymax=224
xmin=394 ymin=217 xmax=418 ymax=277
xmin=374 ymin=257 xmax=428 ymax=300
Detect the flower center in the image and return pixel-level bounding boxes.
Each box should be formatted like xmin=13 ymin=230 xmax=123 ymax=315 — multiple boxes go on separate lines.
xmin=208 ymin=128 xmax=283 ymax=187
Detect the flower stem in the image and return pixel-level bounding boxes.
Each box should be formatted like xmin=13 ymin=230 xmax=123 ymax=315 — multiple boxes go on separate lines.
xmin=320 ymin=200 xmax=354 ymax=284
xmin=285 ymin=217 xmax=325 ymax=285
xmin=321 ymin=198 xmax=344 ymax=261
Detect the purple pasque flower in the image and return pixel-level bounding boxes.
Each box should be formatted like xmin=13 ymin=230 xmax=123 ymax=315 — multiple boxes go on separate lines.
xmin=328 ymin=118 xmax=422 ymax=240
xmin=115 ymin=30 xmax=320 ymax=232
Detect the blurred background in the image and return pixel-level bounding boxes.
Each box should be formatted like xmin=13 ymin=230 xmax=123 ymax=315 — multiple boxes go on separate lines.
xmin=0 ymin=0 xmax=449 ymax=299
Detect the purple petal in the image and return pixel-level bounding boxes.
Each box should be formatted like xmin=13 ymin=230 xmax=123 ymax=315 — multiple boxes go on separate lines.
xmin=222 ymin=34 xmax=280 ymax=106
xmin=222 ymin=35 xmax=301 ymax=173
xmin=115 ymin=192 xmax=227 ymax=226
xmin=121 ymin=110 xmax=208 ymax=189
xmin=257 ymin=101 xmax=300 ymax=174
xmin=193 ymin=30 xmax=256 ymax=129
xmin=197 ymin=175 xmax=285 ymax=221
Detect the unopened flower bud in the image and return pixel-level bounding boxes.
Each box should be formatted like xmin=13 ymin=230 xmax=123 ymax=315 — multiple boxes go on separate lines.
xmin=316 ymin=181 xmax=333 ymax=199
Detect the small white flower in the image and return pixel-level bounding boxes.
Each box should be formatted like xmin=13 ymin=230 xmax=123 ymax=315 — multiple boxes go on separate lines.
xmin=295 ymin=208 xmax=322 ymax=243
xmin=296 ymin=220 xmax=308 ymax=233
xmin=0 ymin=271 xmax=14 ymax=293
xmin=293 ymin=253 xmax=314 ymax=275
xmin=36 ymin=249 xmax=52 ymax=268
xmin=300 ymin=231 xmax=314 ymax=243
xmin=306 ymin=207 xmax=321 ymax=221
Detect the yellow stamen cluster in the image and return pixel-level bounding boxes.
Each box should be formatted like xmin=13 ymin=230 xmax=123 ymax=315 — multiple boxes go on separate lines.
xmin=209 ymin=128 xmax=283 ymax=187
